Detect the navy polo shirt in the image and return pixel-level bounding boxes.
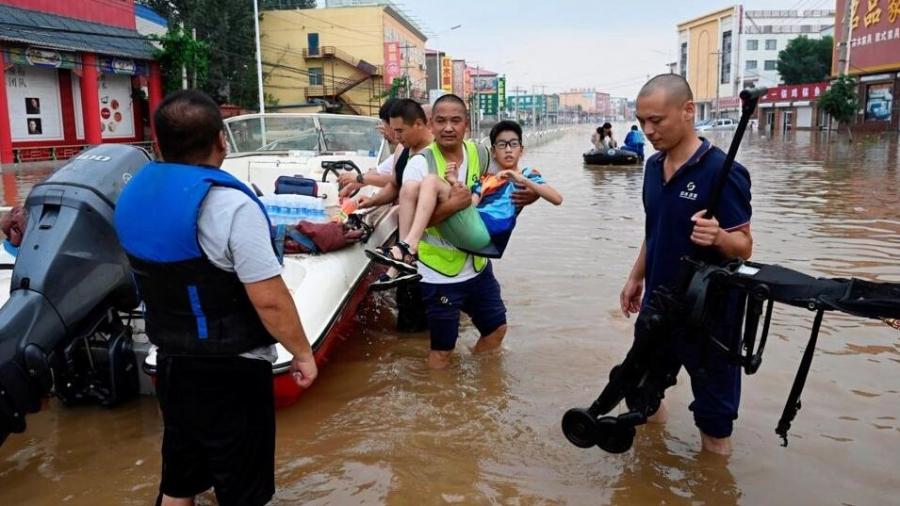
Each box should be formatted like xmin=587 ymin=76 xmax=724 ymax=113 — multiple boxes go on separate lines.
xmin=642 ymin=138 xmax=751 ymax=301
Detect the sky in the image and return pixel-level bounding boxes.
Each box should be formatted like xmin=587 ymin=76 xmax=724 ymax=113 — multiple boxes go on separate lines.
xmin=403 ymin=0 xmax=835 ymax=98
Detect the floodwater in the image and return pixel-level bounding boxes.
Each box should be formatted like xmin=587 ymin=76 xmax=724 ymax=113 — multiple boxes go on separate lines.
xmin=1 ymin=127 xmax=898 ymax=505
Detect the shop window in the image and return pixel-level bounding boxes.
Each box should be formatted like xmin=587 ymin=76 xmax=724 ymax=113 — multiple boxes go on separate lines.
xmin=865 ymin=83 xmax=893 ymax=121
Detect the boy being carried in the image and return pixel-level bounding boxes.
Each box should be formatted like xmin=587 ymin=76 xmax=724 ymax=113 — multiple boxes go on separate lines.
xmin=368 ymin=120 xmax=562 ymax=274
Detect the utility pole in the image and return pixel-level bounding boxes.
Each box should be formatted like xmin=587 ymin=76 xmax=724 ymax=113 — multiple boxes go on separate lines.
xmin=399 ymin=43 xmax=417 ymax=99
xmin=252 ymin=0 xmax=265 ymax=114
xmin=511 ymin=86 xmax=525 ymax=122
xmin=837 ymin=0 xmax=854 ymax=74
xmin=711 ymin=50 xmax=722 ymax=119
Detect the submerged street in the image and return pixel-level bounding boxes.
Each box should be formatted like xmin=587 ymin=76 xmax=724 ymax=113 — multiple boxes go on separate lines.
xmin=0 ymin=127 xmax=897 ymax=505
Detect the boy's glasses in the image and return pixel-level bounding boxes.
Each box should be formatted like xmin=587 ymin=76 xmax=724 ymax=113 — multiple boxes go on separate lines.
xmin=493 ymin=140 xmax=521 ymax=150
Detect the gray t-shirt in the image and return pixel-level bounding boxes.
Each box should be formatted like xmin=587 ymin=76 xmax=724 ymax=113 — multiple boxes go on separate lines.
xmin=197 ymin=186 xmax=283 ymax=362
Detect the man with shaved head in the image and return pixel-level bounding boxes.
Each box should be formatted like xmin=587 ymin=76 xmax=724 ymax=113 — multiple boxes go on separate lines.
xmin=620 ymin=74 xmax=753 ymax=455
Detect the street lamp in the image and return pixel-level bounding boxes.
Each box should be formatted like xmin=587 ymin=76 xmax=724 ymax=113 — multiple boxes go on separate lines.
xmin=432 ymin=24 xmax=462 ymax=96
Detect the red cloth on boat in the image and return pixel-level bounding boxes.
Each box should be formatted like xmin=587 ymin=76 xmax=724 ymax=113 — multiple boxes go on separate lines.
xmin=0 ymin=206 xmax=27 ymax=246
xmin=283 ymin=221 xmax=366 ymax=254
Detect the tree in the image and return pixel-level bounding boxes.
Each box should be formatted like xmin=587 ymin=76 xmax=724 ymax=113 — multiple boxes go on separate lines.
xmin=138 ymin=0 xmax=315 ymax=108
xmin=818 ymin=75 xmax=859 ymax=142
xmin=776 ymin=36 xmax=833 ymax=85
xmin=151 ymin=27 xmax=210 ymax=95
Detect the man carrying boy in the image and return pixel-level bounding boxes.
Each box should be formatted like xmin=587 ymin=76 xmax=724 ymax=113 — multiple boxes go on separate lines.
xmin=377 ymin=95 xmax=543 ymax=368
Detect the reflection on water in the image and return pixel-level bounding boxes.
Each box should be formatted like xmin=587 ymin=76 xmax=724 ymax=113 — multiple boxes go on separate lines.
xmin=0 ymin=128 xmax=898 ymax=504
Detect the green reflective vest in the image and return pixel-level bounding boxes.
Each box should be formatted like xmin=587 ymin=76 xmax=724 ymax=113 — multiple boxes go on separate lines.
xmin=415 ymin=140 xmax=489 ymax=277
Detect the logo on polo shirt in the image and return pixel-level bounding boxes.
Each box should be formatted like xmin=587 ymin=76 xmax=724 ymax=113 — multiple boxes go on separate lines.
xmin=680 ymin=181 xmax=698 ymax=200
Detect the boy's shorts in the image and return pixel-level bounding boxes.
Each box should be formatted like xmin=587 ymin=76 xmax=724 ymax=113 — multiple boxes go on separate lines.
xmin=435 ymin=206 xmax=492 ymax=252
xmin=420 ymin=263 xmax=507 ymax=351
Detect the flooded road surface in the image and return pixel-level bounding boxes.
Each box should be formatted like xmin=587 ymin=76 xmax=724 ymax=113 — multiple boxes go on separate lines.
xmin=1 ymin=128 xmax=898 ymax=505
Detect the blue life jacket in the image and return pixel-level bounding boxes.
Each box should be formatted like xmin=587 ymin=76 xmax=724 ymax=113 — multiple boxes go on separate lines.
xmin=624 ymin=130 xmax=644 ymax=148
xmin=114 ymin=161 xmax=276 ymax=356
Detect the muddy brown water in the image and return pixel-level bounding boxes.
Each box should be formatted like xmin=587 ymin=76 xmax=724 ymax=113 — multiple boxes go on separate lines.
xmin=0 ymin=128 xmax=898 ymax=505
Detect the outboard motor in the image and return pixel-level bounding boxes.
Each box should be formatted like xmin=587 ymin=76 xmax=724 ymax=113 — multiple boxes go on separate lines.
xmin=0 ymin=145 xmax=149 ymax=444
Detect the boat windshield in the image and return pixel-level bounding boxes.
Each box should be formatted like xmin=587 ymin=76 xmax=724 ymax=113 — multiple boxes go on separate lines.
xmin=225 ymin=115 xmax=382 ymax=155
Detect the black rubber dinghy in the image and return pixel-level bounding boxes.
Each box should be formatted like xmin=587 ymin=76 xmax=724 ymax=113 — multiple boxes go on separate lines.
xmin=583 ymin=148 xmax=640 ymax=166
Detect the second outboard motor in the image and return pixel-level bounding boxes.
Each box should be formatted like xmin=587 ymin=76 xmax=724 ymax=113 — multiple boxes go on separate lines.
xmin=0 ymin=145 xmax=149 ymax=444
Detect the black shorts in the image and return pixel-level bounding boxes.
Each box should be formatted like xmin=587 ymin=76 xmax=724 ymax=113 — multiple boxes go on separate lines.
xmin=157 ymin=355 xmax=275 ymax=506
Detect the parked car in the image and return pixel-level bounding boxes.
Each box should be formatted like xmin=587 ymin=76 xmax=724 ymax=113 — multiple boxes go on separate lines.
xmin=696 ymin=118 xmax=737 ymax=131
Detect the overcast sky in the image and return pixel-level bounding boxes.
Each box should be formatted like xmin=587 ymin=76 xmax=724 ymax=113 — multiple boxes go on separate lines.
xmin=407 ymin=0 xmax=834 ymax=98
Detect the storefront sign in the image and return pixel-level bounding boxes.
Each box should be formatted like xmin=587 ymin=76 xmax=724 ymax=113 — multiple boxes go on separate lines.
xmin=5 ymin=47 xmax=78 ymax=70
xmin=477 ymin=93 xmax=498 ymax=115
xmin=834 ymin=0 xmax=900 ymax=74
xmin=383 ymin=41 xmax=401 ymax=86
xmin=473 ymin=76 xmax=498 ymax=94
xmin=761 ymin=82 xmax=829 ymax=103
xmin=98 ymin=56 xmax=148 ymax=76
xmin=452 ymin=60 xmax=466 ymax=97
xmin=498 ymin=77 xmax=506 ymax=111
xmin=440 ymin=56 xmax=453 ymax=92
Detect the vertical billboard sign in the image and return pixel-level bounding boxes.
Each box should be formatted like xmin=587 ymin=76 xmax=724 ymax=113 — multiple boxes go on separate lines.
xmin=441 ymin=56 xmax=453 ymax=92
xmin=498 ymin=76 xmax=506 ymax=111
xmin=384 ymin=41 xmax=401 ymax=86
xmin=452 ymin=60 xmax=466 ymax=97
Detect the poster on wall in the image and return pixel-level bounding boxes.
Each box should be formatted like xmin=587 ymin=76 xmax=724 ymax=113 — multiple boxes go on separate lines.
xmin=5 ymin=65 xmax=64 ymax=141
xmin=864 ymin=83 xmax=893 ymax=121
xmin=73 ymin=73 xmax=135 ymax=140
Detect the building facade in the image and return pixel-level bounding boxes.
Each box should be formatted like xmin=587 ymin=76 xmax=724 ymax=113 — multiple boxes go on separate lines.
xmin=261 ymin=2 xmax=427 ymax=116
xmin=832 ymin=0 xmax=900 ymax=131
xmin=0 ymin=0 xmax=161 ymax=164
xmin=739 ymin=9 xmax=835 ymax=90
xmin=677 ymin=6 xmax=742 ymax=121
xmin=757 ymin=81 xmax=830 ymax=132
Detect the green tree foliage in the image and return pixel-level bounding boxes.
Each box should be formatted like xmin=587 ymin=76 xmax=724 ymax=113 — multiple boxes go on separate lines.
xmin=776 ymin=36 xmax=834 ymax=85
xmin=819 ymin=75 xmax=859 ymax=141
xmin=150 ymin=27 xmax=209 ymax=95
xmin=139 ymin=1 xmax=313 ymax=107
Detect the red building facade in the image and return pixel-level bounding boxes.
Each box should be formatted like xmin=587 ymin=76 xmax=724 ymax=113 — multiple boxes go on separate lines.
xmin=0 ymin=0 xmax=163 ymax=163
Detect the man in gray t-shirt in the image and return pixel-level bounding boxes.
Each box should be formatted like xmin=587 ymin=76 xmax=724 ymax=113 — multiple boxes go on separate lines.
xmin=115 ymin=90 xmax=317 ymax=506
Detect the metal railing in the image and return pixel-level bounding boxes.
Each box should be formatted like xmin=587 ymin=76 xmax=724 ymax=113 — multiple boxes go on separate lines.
xmin=10 ymin=141 xmax=157 ymax=163
xmin=303 ymin=46 xmax=381 ymax=75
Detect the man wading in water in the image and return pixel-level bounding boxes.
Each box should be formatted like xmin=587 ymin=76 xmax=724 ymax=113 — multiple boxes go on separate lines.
xmin=115 ymin=90 xmax=317 ymax=505
xmin=621 ymin=74 xmax=753 ymax=455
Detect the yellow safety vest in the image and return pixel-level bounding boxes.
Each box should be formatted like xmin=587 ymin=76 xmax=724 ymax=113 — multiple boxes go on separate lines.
xmin=416 ymin=140 xmax=489 ymax=277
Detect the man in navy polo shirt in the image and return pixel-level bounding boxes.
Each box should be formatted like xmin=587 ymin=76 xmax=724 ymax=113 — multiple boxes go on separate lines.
xmin=620 ymin=74 xmax=753 ymax=455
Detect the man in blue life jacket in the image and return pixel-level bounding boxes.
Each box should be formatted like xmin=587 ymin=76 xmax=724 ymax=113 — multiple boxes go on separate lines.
xmin=114 ymin=90 xmax=317 ymax=506
xmin=622 ymin=124 xmax=646 ymax=161
xmin=621 ymin=74 xmax=752 ymax=455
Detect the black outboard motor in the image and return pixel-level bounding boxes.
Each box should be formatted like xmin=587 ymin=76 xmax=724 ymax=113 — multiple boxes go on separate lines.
xmin=0 ymin=144 xmax=149 ymax=444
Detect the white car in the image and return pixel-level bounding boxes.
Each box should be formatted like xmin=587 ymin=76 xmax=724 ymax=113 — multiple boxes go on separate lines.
xmin=696 ymin=118 xmax=737 ymax=131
